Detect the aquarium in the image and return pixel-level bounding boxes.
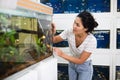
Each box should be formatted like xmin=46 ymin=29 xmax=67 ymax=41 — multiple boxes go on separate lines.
xmin=0 ymin=7 xmax=53 ymax=79
xmin=92 ymin=30 xmax=110 ymax=49
xmin=117 ymin=28 xmax=120 ymax=49
xmin=117 ymin=0 xmax=120 ymax=12
xmin=93 ymin=65 xmax=109 ymax=80
xmin=116 ymin=66 xmax=120 ymax=80
xmin=41 ymin=0 xmax=64 ymax=13
xmin=58 ymin=63 xmax=69 ymax=80
xmin=63 ymin=0 xmax=85 ymax=13
xmin=87 ymin=0 xmax=110 ymax=12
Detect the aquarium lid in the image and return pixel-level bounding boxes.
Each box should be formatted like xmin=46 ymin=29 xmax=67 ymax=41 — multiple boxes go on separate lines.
xmin=0 ymin=0 xmax=53 ymax=15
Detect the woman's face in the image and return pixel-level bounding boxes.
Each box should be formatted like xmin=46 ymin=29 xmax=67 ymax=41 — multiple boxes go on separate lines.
xmin=73 ymin=17 xmax=87 ymax=35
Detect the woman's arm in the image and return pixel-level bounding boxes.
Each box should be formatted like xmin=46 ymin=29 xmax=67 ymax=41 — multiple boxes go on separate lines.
xmin=54 ymin=47 xmax=91 ymax=64
xmin=51 ymin=23 xmax=64 ymax=43
xmin=53 ymin=35 xmax=64 ymax=43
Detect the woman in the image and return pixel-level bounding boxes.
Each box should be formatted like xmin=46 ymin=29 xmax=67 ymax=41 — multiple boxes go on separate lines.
xmin=52 ymin=11 xmax=98 ymax=80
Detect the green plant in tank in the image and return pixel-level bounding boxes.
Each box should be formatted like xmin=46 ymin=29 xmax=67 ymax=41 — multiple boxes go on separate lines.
xmin=36 ymin=35 xmax=47 ymax=55
xmin=0 ymin=30 xmax=24 ymax=62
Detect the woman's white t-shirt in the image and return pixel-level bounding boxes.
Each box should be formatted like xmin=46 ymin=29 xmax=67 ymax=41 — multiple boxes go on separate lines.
xmin=59 ymin=28 xmax=97 ymax=61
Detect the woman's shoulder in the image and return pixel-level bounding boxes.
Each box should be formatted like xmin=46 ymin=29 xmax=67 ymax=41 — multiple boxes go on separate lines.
xmin=88 ymin=33 xmax=96 ymax=41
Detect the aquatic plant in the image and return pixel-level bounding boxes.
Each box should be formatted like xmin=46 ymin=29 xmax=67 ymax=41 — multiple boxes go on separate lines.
xmin=0 ymin=30 xmax=24 ymax=62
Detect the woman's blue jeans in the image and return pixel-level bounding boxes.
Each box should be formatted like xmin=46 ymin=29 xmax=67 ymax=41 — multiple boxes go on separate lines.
xmin=68 ymin=60 xmax=93 ymax=80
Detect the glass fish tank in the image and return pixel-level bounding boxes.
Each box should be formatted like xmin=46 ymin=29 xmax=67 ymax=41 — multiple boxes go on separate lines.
xmin=0 ymin=7 xmax=53 ymax=79
xmin=93 ymin=65 xmax=109 ymax=80
xmin=116 ymin=66 xmax=120 ymax=80
xmin=92 ymin=30 xmax=110 ymax=49
xmin=117 ymin=0 xmax=120 ymax=12
xmin=117 ymin=28 xmax=120 ymax=49
xmin=58 ymin=63 xmax=69 ymax=80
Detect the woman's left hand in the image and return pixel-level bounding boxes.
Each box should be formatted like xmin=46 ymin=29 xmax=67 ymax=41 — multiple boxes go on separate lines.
xmin=53 ymin=47 xmax=63 ymax=57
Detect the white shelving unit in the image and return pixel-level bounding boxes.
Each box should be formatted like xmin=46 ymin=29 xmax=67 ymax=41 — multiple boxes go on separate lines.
xmin=4 ymin=57 xmax=57 ymax=80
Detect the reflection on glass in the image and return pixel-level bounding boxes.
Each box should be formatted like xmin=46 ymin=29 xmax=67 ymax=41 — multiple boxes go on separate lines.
xmin=0 ymin=12 xmax=52 ymax=79
xmin=92 ymin=30 xmax=110 ymax=49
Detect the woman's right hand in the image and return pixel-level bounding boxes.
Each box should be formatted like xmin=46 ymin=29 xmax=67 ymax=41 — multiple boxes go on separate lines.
xmin=51 ymin=23 xmax=56 ymax=35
